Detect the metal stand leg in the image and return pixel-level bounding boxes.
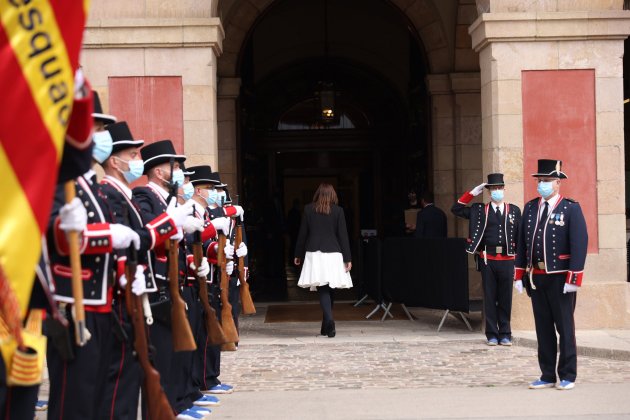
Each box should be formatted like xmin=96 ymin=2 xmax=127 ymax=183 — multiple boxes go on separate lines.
xmin=366 ymin=304 xmax=381 ymax=319
xmin=380 ymin=302 xmax=393 ymax=322
xmin=437 ymin=310 xmax=450 ymax=332
xmin=354 ymin=294 xmax=369 ymax=307
xmin=459 ymin=312 xmax=473 ymax=331
xmin=401 ymin=304 xmax=414 ymax=321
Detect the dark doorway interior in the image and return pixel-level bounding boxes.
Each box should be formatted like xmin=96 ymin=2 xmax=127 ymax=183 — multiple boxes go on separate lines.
xmin=238 ymin=0 xmax=430 ymax=300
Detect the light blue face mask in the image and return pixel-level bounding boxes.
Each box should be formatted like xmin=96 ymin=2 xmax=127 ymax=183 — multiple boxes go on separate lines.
xmin=117 ymin=157 xmax=144 ymax=183
xmin=537 ymin=181 xmax=554 ymax=199
xmin=171 ymin=169 xmax=185 ymax=187
xmin=205 ymin=189 xmax=219 ymax=206
xmin=490 ymin=189 xmax=504 ymax=202
xmin=182 ymin=182 xmax=194 ymax=201
xmin=216 ymin=191 xmax=227 ymax=207
xmin=92 ymin=131 xmax=113 ymax=164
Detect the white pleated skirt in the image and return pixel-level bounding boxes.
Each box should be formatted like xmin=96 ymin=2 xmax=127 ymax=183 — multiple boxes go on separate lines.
xmin=298 ymin=251 xmax=353 ymax=291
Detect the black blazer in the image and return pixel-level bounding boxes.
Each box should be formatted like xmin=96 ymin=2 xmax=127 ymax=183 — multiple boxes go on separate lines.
xmin=413 ymin=204 xmax=447 ymax=238
xmin=295 ymin=204 xmax=352 ymax=262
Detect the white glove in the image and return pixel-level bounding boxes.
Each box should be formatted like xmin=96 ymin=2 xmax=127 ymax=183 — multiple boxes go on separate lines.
xmin=110 ymin=223 xmax=140 ymax=250
xmin=183 ymin=216 xmax=204 ymax=234
xmin=226 ymin=261 xmax=234 ymax=276
xmin=235 ymin=242 xmax=248 ymax=258
xmin=74 ymin=68 xmax=87 ymax=99
xmin=563 ymin=283 xmax=579 ymax=294
xmin=190 ymin=257 xmax=210 ymax=278
xmin=231 ymin=205 xmax=244 ymax=218
xmin=59 ymin=197 xmax=88 ymax=232
xmin=514 ymin=280 xmax=523 ymax=294
xmin=471 ymin=183 xmax=487 ymax=197
xmin=211 ymin=217 xmax=231 ymax=235
xmin=131 ymin=266 xmax=147 ymax=296
xmin=119 ymin=273 xmax=128 ymax=288
xmin=166 ymin=198 xmax=194 ymax=228
xmin=171 ymin=227 xmax=184 ymax=242
xmin=224 ymin=241 xmax=235 ymax=259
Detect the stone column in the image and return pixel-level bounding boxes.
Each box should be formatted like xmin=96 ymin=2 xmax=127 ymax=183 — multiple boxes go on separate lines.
xmin=217 ymin=77 xmax=241 ymax=196
xmin=470 ymin=5 xmax=630 ymax=328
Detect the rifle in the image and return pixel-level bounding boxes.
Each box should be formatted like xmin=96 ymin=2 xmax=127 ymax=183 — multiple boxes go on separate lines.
xmin=217 ymin=225 xmax=238 ymax=350
xmin=165 ymin=158 xmax=197 ymax=352
xmin=123 ymin=208 xmax=174 ymax=420
xmin=63 ymin=181 xmax=89 ymax=346
xmin=234 ymin=213 xmax=255 ymax=315
xmin=192 ymin=230 xmax=228 ymax=345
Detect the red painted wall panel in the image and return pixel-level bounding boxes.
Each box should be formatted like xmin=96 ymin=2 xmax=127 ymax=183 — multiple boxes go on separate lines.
xmin=108 ymin=76 xmax=184 ymax=153
xmin=522 ymin=70 xmax=597 ymax=252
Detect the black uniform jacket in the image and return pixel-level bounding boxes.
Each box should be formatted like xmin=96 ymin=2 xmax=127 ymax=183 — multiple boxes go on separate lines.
xmin=48 ymin=174 xmax=114 ymax=307
xmin=451 ymin=191 xmax=521 ymax=256
xmin=514 ymin=195 xmax=588 ymax=286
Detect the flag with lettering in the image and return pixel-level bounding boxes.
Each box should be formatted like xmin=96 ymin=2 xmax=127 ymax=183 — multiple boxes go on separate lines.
xmin=0 ymin=0 xmax=90 ymax=318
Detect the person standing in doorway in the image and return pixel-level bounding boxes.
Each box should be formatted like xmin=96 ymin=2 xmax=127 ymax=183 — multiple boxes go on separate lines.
xmin=294 ymin=183 xmax=352 ymax=337
xmin=414 ymin=191 xmax=448 ymax=238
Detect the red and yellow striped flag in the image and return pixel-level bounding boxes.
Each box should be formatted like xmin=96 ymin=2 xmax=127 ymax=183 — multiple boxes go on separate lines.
xmin=0 ymin=0 xmax=90 ymax=318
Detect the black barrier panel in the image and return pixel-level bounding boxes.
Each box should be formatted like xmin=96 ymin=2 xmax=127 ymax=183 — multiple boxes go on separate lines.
xmin=380 ymin=237 xmax=469 ymax=312
xmin=359 ymin=237 xmax=382 ymax=303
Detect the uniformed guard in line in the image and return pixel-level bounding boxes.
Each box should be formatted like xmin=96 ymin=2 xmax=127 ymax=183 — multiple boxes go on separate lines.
xmin=452 ymin=173 xmax=521 ymax=346
xmin=514 ymin=159 xmax=587 ymax=391
xmin=46 ymin=124 xmax=142 ymax=419
xmin=99 ymin=121 xmax=182 ymax=418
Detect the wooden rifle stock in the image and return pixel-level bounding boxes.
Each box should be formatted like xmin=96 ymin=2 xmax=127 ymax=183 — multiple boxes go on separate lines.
xmin=217 ymin=233 xmax=238 ymax=349
xmin=166 ymin=239 xmax=197 ymax=351
xmin=234 ymin=222 xmax=255 ymax=315
xmin=63 ymin=181 xmax=89 ymax=346
xmin=192 ymin=232 xmax=228 ymax=345
xmin=124 ymin=241 xmax=174 ymax=419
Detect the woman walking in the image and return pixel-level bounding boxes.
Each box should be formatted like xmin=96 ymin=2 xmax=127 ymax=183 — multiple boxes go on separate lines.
xmin=294 ymin=183 xmax=352 ymax=337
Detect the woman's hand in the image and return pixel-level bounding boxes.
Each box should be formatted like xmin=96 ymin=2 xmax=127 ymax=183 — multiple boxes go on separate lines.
xmin=345 ymin=262 xmax=352 ymax=272
xmin=293 ymin=257 xmax=301 ymax=266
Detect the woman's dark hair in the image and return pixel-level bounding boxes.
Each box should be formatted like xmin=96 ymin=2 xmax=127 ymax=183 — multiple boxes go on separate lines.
xmin=312 ymin=183 xmax=338 ymax=215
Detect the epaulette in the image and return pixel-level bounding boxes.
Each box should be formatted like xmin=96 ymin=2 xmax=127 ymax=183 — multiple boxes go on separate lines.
xmin=565 ymin=198 xmax=578 ymax=203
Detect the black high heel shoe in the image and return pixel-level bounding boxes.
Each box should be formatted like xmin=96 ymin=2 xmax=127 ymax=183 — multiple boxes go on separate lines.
xmin=320 ymin=320 xmax=326 ymax=336
xmin=326 ymin=321 xmax=336 ymax=338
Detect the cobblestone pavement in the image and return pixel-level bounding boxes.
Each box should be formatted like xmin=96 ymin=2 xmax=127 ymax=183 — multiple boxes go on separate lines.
xmin=222 ymin=340 xmax=630 ymax=392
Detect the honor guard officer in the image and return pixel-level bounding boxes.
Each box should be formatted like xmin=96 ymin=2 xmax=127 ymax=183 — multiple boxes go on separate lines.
xmin=514 ymin=159 xmax=587 ymax=391
xmin=132 ymin=140 xmax=207 ymax=419
xmin=452 ymin=173 xmax=521 ymax=346
xmin=46 ymin=129 xmax=142 ymax=419
xmin=99 ymin=122 xmax=183 ymax=419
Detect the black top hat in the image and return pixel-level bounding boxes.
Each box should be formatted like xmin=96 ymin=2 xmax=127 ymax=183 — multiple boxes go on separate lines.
xmin=92 ymin=91 xmax=117 ymax=124
xmin=485 ymin=173 xmax=505 ymax=188
xmin=532 ymin=159 xmax=567 ymax=179
xmin=209 ymin=171 xmax=227 ymax=188
xmin=180 ymin=162 xmax=195 ymax=177
xmin=140 ymin=140 xmax=186 ymax=174
xmin=187 ymin=165 xmax=215 ymax=186
xmin=106 ymin=121 xmax=144 ymax=154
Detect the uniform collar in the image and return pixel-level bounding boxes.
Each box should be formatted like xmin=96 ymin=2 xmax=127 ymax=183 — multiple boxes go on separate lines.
xmin=148 ymin=181 xmax=169 ymax=200
xmin=83 ymin=169 xmax=97 ymax=185
xmin=542 ymin=193 xmax=561 ymax=209
xmin=491 ymin=202 xmax=504 ymax=213
xmin=104 ymin=175 xmax=132 ymax=199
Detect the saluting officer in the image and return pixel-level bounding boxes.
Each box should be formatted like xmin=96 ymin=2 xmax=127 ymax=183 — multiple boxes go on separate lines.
xmin=452 ymin=173 xmax=521 ymax=346
xmin=99 ymin=122 xmax=182 ymax=419
xmin=514 ymin=159 xmax=587 ymax=391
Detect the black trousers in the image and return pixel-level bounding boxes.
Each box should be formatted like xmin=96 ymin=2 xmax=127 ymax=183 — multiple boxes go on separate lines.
xmin=201 ymin=283 xmax=222 ymax=389
xmin=531 ymin=273 xmax=577 ymax=383
xmin=47 ymin=310 xmax=113 ymax=420
xmin=180 ymin=287 xmax=203 ymax=405
xmin=318 ymin=285 xmax=335 ymax=323
xmin=0 ymin=355 xmax=39 ymax=420
xmin=145 ymin=313 xmax=176 ymax=416
xmin=480 ymin=258 xmax=514 ymax=340
xmin=229 ymin=276 xmax=241 ymax=332
xmin=100 ymin=297 xmax=140 ymax=420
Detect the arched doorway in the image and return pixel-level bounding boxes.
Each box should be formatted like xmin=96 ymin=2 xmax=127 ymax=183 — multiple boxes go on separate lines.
xmin=220 ymin=0 xmax=452 ymax=300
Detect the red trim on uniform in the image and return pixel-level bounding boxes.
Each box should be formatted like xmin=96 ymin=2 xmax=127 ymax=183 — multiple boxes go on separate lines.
xmin=566 ymin=271 xmax=583 ymax=287
xmin=82 ymin=223 xmax=113 ymax=254
xmin=84 ymin=288 xmax=113 ymax=313
xmin=558 ymin=254 xmax=571 ymax=260
xmin=223 ymin=206 xmax=237 ymax=217
xmin=514 ymin=267 xmax=525 ymax=281
xmin=206 ymin=241 xmax=218 ymax=265
xmin=146 ymin=212 xmax=177 ymax=248
xmin=478 ymin=252 xmax=515 ymax=261
xmin=52 ymin=264 xmax=92 ymax=280
xmin=457 ymin=191 xmax=474 ymax=205
xmin=201 ymin=223 xmax=217 ymax=243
